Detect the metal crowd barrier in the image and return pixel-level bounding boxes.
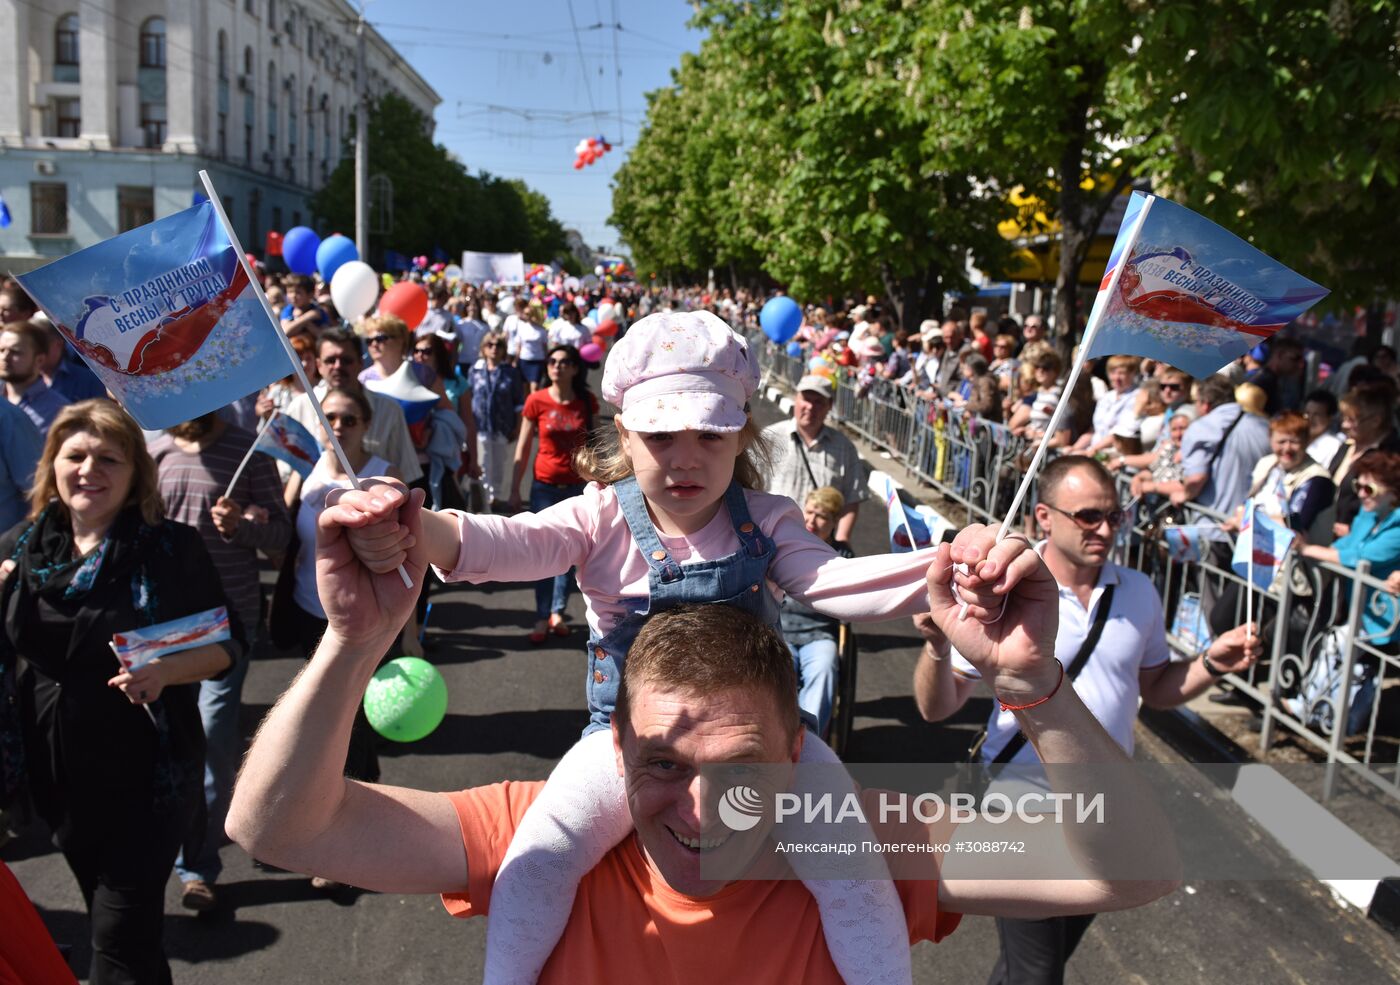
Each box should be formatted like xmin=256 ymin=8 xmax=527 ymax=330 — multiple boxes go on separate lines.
xmin=755 ymin=335 xmax=1400 ymax=802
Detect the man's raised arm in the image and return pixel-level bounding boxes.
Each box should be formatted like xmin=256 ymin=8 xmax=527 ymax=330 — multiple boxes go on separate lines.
xmin=225 ymin=486 xmax=468 ymax=895
xmin=922 ymin=528 xmax=1183 ymax=917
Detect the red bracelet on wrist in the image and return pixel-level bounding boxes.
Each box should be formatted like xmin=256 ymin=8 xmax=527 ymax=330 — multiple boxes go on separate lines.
xmin=997 ymin=659 xmax=1065 ymax=712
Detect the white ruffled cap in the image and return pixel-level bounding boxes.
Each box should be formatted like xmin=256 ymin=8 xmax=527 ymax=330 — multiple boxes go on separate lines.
xmin=602 ymin=310 xmax=759 ymax=433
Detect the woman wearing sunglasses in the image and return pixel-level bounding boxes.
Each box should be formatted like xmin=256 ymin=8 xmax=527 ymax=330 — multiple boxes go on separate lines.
xmin=274 ymin=387 xmax=411 ymax=859
xmin=508 ymin=344 xmax=598 ymax=643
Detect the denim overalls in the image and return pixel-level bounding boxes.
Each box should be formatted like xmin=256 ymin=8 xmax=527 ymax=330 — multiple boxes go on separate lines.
xmin=583 ymin=476 xmax=785 ymax=734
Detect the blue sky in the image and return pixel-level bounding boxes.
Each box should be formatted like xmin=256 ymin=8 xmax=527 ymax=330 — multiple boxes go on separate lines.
xmin=366 ymin=1 xmax=702 ymax=254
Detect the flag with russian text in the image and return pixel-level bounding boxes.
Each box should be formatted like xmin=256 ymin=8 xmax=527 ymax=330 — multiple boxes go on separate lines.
xmin=1083 ymin=192 xmax=1330 ymax=380
xmin=112 ymin=607 xmax=231 ymax=671
xmin=15 ymin=201 xmax=287 ymax=429
xmin=1231 ymin=500 xmax=1296 ymax=590
xmin=254 ymin=412 xmax=322 ymax=478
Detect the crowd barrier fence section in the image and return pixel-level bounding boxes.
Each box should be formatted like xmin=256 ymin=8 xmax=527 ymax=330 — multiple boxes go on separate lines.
xmin=754 ymin=336 xmax=1400 ymax=803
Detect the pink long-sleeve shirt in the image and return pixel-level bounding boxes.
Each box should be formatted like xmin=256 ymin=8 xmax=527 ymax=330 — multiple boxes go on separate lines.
xmin=434 ymin=482 xmax=937 ymax=639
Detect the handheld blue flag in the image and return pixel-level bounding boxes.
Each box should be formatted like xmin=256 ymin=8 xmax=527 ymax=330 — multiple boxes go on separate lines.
xmin=870 ymin=471 xmax=932 ymax=553
xmin=1231 ymin=500 xmax=1296 ymax=590
xmin=254 ymin=411 xmax=322 ymax=478
xmin=1083 ymin=192 xmax=1330 ymax=380
xmin=0 ymin=191 xmax=11 ymax=228
xmin=15 ymin=201 xmax=288 ymax=429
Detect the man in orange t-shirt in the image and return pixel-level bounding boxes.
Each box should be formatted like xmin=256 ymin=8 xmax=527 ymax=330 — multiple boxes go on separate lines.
xmin=226 ymin=485 xmax=1182 ymax=983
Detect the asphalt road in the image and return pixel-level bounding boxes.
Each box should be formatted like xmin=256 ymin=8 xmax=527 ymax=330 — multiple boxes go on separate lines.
xmin=6 ymin=396 xmax=1400 ymax=983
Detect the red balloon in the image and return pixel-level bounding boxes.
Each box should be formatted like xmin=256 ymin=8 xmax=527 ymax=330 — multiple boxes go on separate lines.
xmin=594 ymin=319 xmax=619 ymax=338
xmin=573 ymin=159 xmax=585 ymax=170
xmin=603 ymin=142 xmax=612 ymax=152
xmin=600 ymin=296 xmax=615 ymax=305
xmin=378 ymin=281 xmax=428 ymax=330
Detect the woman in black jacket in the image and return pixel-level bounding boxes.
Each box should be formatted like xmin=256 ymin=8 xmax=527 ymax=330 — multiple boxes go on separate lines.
xmin=0 ymin=400 xmax=242 ymax=985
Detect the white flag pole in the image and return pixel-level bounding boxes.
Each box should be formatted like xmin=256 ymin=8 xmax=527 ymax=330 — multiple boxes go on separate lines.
xmin=1245 ymin=505 xmax=1256 ymax=644
xmin=109 ymin=642 xmax=159 ymax=727
xmin=197 ymin=171 xmax=413 ymax=588
xmin=222 ymin=409 xmax=277 ymax=502
xmin=995 ymin=195 xmax=1156 ymax=542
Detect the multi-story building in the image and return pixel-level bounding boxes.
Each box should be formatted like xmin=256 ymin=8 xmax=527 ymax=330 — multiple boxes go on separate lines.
xmin=0 ymin=0 xmax=439 ymax=272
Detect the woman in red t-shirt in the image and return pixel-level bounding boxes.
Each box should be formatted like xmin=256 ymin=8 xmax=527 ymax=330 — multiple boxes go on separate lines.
xmin=509 ymin=344 xmax=599 ymax=643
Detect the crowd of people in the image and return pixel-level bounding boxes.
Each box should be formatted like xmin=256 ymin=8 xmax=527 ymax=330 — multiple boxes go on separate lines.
xmin=0 ymin=266 xmax=1386 ymax=985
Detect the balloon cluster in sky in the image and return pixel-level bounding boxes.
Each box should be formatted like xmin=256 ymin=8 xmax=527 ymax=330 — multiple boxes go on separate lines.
xmin=573 ymin=135 xmax=613 ymax=170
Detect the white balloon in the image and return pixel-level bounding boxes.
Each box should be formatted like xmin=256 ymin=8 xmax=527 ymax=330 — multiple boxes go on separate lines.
xmin=330 ymin=261 xmax=380 ymax=322
xmin=443 ymin=263 xmax=463 ymax=280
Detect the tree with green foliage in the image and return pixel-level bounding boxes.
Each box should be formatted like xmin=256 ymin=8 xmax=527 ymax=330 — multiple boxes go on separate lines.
xmin=927 ymin=0 xmax=1399 ymax=337
xmin=311 ymin=93 xmax=572 ymax=267
xmin=615 ymin=1 xmax=1398 ymax=334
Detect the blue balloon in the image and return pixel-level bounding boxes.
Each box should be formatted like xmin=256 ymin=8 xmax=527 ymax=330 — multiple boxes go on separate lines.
xmin=760 ymin=296 xmax=802 ymax=344
xmin=786 ymin=341 xmax=803 ymax=357
xmin=282 ymin=226 xmax=321 ymax=275
xmin=315 ymin=234 xmax=359 ymax=282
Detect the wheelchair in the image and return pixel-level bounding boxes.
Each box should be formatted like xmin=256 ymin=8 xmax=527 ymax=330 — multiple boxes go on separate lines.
xmin=826 ymin=623 xmax=860 ymax=757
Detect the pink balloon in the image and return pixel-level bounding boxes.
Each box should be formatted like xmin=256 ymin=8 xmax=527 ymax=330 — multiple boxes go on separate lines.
xmin=579 ymin=342 xmax=603 ymax=363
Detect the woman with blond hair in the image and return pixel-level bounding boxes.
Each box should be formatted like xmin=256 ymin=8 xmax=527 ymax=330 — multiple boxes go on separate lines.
xmin=0 ymin=400 xmax=241 ymax=984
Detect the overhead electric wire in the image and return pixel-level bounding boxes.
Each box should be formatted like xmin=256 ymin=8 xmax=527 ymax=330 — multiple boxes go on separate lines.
xmin=564 ymin=0 xmax=602 ymax=133
xmin=611 ymin=0 xmax=625 ymax=146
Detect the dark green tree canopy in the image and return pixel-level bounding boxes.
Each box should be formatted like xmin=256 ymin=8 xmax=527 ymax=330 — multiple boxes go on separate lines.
xmin=311 ymin=93 xmax=573 ymax=267
xmin=612 ymin=1 xmax=1399 ymax=333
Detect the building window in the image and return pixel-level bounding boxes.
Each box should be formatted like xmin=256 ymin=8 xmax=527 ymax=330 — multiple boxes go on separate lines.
xmin=117 ymin=186 xmax=154 ymax=233
xmin=218 ymin=31 xmax=228 ymax=80
xmin=139 ymin=17 xmax=166 ymax=69
xmin=271 ymin=206 xmax=282 ymax=233
xmin=244 ymin=123 xmax=253 ymax=164
xmin=30 ymin=183 xmax=68 ymax=236
xmin=218 ymin=112 xmax=228 ymax=159
xmin=292 ymin=211 xmax=301 ymax=227
xmin=55 ymin=13 xmax=79 ymax=65
xmin=268 ymin=1 xmax=277 ymax=29
xmin=140 ymin=103 xmax=167 ymax=147
xmin=245 ymin=0 xmax=256 ymax=14
xmin=248 ymin=188 xmax=261 ymax=254
xmin=54 ymin=98 xmax=80 ymax=138
xmin=244 ymin=46 xmax=253 ymax=76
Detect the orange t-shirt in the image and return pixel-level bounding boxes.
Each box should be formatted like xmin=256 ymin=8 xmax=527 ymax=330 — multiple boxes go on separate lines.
xmin=441 ymin=782 xmax=960 ymax=984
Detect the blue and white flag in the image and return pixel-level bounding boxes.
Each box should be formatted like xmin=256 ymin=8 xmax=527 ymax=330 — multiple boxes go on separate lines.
xmin=112 ymin=607 xmax=231 ymax=670
xmin=1231 ymin=500 xmax=1296 ymax=590
xmin=1083 ymin=192 xmax=1330 ymax=380
xmin=15 ymin=201 xmax=288 ymax=429
xmin=254 ymin=412 xmax=322 ymax=478
xmin=0 ymin=191 xmax=11 ymax=229
xmin=870 ymin=471 xmax=932 ymax=553
xmin=1163 ymin=522 xmax=1230 ymax=564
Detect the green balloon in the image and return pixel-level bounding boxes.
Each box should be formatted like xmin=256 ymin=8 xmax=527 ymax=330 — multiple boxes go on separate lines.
xmin=363 ymin=657 xmax=448 ymax=742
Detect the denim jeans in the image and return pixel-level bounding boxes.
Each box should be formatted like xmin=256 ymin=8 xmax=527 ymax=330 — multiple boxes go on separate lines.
xmin=790 ymin=637 xmax=839 ymax=738
xmin=531 ymin=479 xmax=586 ymax=619
xmin=173 ymin=641 xmax=251 ymax=886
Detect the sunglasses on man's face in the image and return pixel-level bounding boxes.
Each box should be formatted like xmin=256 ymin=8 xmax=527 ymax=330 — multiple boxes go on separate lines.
xmin=366 ymin=335 xmax=392 ymax=346
xmin=413 ymin=347 xmax=435 ymax=357
xmin=1044 ymin=503 xmax=1129 ymax=529
xmin=1160 ymin=382 xmax=1183 ymax=393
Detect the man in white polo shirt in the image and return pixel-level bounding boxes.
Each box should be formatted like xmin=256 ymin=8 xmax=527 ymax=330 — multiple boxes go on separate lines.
xmin=912 ymin=454 xmax=1260 ymax=985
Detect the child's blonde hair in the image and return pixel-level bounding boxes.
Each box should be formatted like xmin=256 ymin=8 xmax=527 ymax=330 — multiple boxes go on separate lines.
xmin=804 ymin=486 xmax=846 ymax=517
xmin=575 ymin=415 xmax=773 ymax=490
